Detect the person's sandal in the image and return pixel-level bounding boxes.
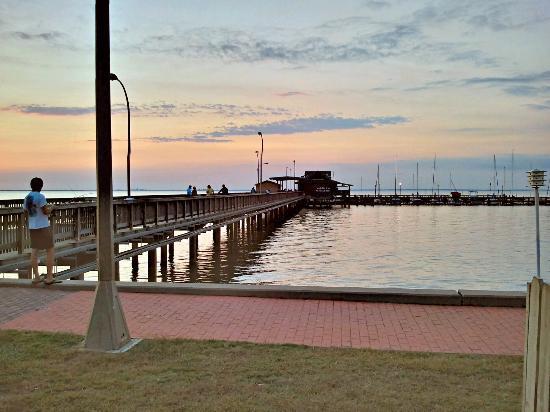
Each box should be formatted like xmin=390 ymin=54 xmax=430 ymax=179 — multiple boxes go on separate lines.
xmin=32 ymin=274 xmax=46 ymax=284
xmin=44 ymin=278 xmax=62 ymax=285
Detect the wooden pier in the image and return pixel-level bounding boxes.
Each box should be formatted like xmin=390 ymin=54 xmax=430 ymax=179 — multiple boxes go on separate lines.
xmin=0 ymin=192 xmax=304 ymax=280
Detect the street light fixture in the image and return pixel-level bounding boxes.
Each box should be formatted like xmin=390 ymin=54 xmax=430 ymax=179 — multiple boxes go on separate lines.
xmin=528 ymin=169 xmax=547 ymax=278
xmin=258 ymin=132 xmax=264 ymax=193
xmin=109 ymin=73 xmax=132 ymax=200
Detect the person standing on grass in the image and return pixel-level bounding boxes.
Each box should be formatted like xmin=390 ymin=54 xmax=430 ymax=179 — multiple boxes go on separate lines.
xmin=23 ymin=177 xmax=56 ymax=285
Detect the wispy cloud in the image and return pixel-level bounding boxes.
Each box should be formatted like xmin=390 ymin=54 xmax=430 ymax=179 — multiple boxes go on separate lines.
xmin=412 ymin=0 xmax=550 ymax=32
xmin=11 ymin=31 xmax=65 ymax=41
xmin=141 ymin=114 xmax=409 ymax=143
xmin=363 ymin=1 xmax=390 ymax=10
xmin=406 ymin=71 xmax=550 ymax=96
xmin=132 ymin=25 xmax=421 ymax=63
xmin=145 ymin=136 xmax=233 ymax=143
xmin=2 ymin=102 xmax=292 ymax=118
xmin=524 ymin=100 xmax=550 ymax=111
xmin=447 ymin=50 xmax=497 ymax=67
xmin=462 ymin=71 xmax=550 ymax=86
xmin=3 ymin=105 xmax=95 ymax=116
xmin=275 ymin=91 xmax=309 ymax=97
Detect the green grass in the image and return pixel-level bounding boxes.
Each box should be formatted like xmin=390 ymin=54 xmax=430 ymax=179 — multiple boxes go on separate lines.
xmin=0 ymin=330 xmax=522 ymax=411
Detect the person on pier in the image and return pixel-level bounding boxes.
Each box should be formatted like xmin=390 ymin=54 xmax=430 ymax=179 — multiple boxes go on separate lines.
xmin=23 ymin=177 xmax=56 ymax=285
xmin=186 ymin=185 xmax=193 ymax=196
xmin=206 ymin=185 xmax=214 ymax=196
xmin=192 ymin=186 xmax=198 ymax=196
xmin=219 ymin=184 xmax=229 ymax=195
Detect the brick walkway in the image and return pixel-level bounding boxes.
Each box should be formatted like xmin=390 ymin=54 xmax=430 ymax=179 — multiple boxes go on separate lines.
xmin=0 ymin=288 xmax=525 ymax=355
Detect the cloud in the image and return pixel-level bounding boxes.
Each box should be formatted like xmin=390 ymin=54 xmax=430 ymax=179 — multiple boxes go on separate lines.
xmin=143 ymin=114 xmax=409 ymax=143
xmin=11 ymin=31 xmax=65 ymax=41
xmin=275 ymin=91 xmax=309 ymax=97
xmin=145 ymin=136 xmax=233 ymax=143
xmin=524 ymin=100 xmax=550 ymax=111
xmin=462 ymin=71 xmax=550 ymax=86
xmin=406 ymin=71 xmax=550 ymax=95
xmin=363 ymin=1 xmax=390 ymax=10
xmin=132 ymin=25 xmax=421 ymax=63
xmin=3 ymin=105 xmax=95 ymax=116
xmin=412 ymin=0 xmax=550 ymax=32
xmin=446 ymin=127 xmax=510 ymax=134
xmin=2 ymin=102 xmax=292 ymax=118
xmin=447 ymin=50 xmax=497 ymax=67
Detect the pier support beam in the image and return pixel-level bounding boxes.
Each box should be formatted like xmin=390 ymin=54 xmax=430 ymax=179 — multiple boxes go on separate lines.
xmin=189 ymin=235 xmax=198 ymax=261
xmin=160 ymin=245 xmax=167 ymax=271
xmin=148 ymin=249 xmax=157 ymax=282
xmin=131 ymin=242 xmax=139 ymax=276
xmin=213 ymin=227 xmax=221 ymax=245
xmin=168 ymin=242 xmax=174 ymax=262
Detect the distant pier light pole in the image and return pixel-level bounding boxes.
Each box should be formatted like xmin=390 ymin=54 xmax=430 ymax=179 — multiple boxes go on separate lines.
xmin=528 ymin=169 xmax=547 ymax=278
xmin=255 ymin=151 xmax=259 ymax=185
xmin=109 ymin=72 xmax=132 ymax=200
xmin=293 ymin=159 xmax=296 ymax=191
xmin=258 ymin=131 xmax=263 ymax=193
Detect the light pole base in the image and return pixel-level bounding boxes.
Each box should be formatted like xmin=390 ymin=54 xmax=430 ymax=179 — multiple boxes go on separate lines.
xmin=84 ymin=280 xmax=131 ymax=352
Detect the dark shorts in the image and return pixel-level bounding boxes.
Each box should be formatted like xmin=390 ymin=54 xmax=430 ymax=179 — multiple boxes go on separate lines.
xmin=29 ymin=227 xmax=54 ymax=250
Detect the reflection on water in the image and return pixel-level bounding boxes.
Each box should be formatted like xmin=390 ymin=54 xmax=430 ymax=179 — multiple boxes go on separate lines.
xmin=106 ymin=206 xmax=548 ymax=291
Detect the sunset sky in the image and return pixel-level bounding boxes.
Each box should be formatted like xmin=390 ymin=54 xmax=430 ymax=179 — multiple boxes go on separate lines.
xmin=1 ymin=0 xmax=549 ymax=190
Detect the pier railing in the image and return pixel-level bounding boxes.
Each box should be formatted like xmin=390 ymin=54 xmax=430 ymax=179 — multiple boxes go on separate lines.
xmin=0 ymin=193 xmax=301 ymax=256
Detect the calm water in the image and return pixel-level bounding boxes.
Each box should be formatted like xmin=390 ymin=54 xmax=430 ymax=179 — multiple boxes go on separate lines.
xmin=1 ymin=191 xmax=548 ymax=290
xmin=93 ymin=206 xmax=548 ymax=291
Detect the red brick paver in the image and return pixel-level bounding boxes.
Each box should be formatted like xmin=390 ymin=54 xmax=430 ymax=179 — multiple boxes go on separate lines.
xmin=0 ymin=290 xmax=525 ymax=355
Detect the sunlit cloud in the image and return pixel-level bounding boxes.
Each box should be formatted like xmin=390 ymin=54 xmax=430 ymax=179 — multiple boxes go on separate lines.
xmin=142 ymin=114 xmax=409 ymax=143
xmin=2 ymin=102 xmax=292 ymax=118
xmin=275 ymin=91 xmax=309 ymax=97
xmin=145 ymin=136 xmax=233 ymax=143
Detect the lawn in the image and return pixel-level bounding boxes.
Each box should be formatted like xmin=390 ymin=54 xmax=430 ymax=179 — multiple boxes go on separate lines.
xmin=0 ymin=330 xmax=522 ymax=411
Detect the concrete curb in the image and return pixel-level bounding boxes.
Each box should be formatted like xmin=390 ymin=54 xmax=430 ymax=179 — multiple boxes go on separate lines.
xmin=459 ymin=289 xmax=526 ymax=307
xmin=0 ymin=279 xmax=526 ymax=307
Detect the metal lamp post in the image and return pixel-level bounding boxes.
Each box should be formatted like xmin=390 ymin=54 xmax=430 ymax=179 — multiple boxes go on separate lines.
xmin=258 ymin=132 xmax=263 ymax=193
xmin=255 ymin=151 xmax=259 ymax=186
xmin=110 ymin=73 xmax=132 ymax=200
xmin=528 ymin=169 xmax=547 ymax=278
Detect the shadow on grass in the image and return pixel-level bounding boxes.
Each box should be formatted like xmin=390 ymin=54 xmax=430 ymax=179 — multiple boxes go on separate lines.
xmin=0 ymin=330 xmax=522 ymax=411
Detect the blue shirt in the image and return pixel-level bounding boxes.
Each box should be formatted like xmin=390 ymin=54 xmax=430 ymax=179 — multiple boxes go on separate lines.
xmin=23 ymin=191 xmax=50 ymax=229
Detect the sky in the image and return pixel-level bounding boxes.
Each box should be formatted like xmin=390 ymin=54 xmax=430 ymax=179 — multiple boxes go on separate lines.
xmin=1 ymin=0 xmax=549 ymax=190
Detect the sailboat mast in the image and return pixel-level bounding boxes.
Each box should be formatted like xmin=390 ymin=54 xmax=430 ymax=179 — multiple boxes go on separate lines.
xmin=377 ymin=164 xmax=380 ymax=196
xmin=416 ymin=162 xmax=419 ymax=195
xmin=493 ymin=154 xmax=498 ymax=193
xmin=432 ymin=155 xmax=437 ymax=196
xmin=511 ymin=150 xmax=514 ymax=196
